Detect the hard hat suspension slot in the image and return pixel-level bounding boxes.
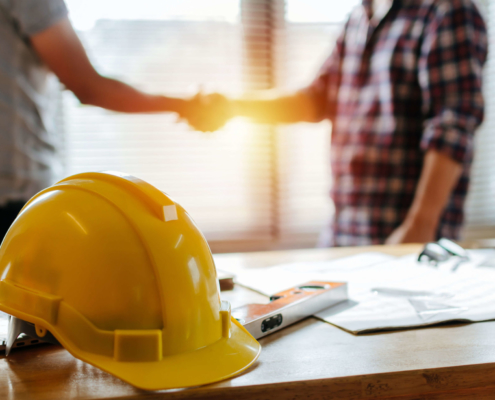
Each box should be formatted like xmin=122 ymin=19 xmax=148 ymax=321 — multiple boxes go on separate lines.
xmin=220 ymin=300 xmax=231 ymax=338
xmin=114 ymin=329 xmax=163 ymax=362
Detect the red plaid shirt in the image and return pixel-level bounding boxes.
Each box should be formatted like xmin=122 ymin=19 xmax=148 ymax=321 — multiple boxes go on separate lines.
xmin=305 ymin=0 xmax=487 ymax=246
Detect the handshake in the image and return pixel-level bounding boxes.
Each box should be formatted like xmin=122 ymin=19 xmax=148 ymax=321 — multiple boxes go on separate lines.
xmin=179 ymin=92 xmax=235 ymax=133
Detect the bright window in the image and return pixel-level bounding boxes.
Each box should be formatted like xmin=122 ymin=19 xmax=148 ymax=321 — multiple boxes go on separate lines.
xmin=61 ymin=0 xmax=494 ymax=248
xmin=63 ymin=1 xmax=274 ymax=248
xmin=60 ymin=0 xmax=359 ymax=252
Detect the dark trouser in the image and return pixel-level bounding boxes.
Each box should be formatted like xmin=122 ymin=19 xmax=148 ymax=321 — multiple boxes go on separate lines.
xmin=0 ymin=201 xmax=26 ymax=242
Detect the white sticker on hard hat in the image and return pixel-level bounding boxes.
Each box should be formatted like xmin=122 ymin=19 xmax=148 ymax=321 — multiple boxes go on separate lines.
xmin=163 ymin=205 xmax=178 ymax=221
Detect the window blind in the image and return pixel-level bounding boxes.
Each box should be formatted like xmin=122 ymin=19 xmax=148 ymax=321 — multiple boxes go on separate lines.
xmin=275 ymin=22 xmax=341 ymax=247
xmin=240 ymin=1 xmax=353 ymax=248
xmin=463 ymin=0 xmax=495 ymax=240
xmin=62 ymin=15 xmax=274 ymax=245
xmin=61 ymin=0 xmax=359 ymax=251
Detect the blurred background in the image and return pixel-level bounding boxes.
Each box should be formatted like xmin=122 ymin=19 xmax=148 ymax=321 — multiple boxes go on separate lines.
xmin=57 ymin=0 xmax=494 ymax=253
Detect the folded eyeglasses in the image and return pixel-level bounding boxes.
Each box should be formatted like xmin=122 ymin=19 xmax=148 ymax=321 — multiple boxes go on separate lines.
xmin=418 ymin=238 xmax=469 ymax=271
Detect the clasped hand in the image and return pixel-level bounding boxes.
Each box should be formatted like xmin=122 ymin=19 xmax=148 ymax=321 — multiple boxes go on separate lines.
xmin=180 ymin=92 xmax=233 ymax=132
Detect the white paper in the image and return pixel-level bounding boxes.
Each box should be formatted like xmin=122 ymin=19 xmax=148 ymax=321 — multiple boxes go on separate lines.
xmin=226 ymin=249 xmax=495 ymax=334
xmin=222 ymin=252 xmax=395 ymax=295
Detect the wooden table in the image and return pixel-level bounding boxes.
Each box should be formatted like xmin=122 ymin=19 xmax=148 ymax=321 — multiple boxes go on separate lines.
xmin=2 ymin=244 xmax=495 ymax=399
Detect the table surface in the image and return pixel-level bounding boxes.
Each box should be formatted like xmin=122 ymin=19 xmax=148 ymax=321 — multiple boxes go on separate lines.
xmin=3 ymin=244 xmax=495 ymax=400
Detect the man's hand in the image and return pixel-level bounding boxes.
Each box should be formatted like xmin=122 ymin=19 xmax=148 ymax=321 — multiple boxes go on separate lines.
xmin=385 ymin=214 xmax=437 ymax=245
xmin=178 ymin=89 xmax=321 ymax=132
xmin=180 ymin=93 xmax=234 ymax=132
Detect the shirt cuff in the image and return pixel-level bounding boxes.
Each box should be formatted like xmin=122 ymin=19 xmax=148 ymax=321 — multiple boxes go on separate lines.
xmin=420 ymin=124 xmax=474 ymax=164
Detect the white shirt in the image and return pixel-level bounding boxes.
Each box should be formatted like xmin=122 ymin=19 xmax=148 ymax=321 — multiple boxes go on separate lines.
xmin=0 ymin=0 xmax=68 ymax=204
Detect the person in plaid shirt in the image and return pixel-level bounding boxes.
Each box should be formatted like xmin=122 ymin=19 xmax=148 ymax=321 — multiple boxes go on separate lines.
xmin=192 ymin=0 xmax=488 ymax=246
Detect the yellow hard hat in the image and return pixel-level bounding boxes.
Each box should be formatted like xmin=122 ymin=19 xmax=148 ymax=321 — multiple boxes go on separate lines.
xmin=0 ymin=172 xmax=260 ymax=390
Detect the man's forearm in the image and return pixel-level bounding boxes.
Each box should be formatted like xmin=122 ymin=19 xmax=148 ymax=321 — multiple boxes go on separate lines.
xmin=30 ymin=19 xmax=187 ymax=115
xmin=386 ymin=149 xmax=463 ymax=244
xmin=76 ymin=75 xmax=187 ymax=114
xmin=407 ymin=150 xmax=463 ymax=227
xmin=232 ymin=92 xmax=319 ymax=124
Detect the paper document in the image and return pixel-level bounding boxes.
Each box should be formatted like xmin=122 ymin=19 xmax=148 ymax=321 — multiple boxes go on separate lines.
xmin=223 ymin=250 xmax=495 ymax=334
xmin=219 ymin=252 xmax=394 ymax=295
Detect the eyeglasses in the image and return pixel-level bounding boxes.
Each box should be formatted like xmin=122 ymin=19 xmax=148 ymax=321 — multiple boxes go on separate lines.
xmin=418 ymin=238 xmax=469 ymax=271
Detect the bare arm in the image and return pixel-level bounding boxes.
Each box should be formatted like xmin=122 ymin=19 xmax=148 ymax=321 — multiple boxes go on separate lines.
xmin=386 ymin=150 xmax=462 ymax=244
xmin=30 ymin=18 xmax=186 ymax=114
xmin=232 ymin=92 xmax=320 ymax=124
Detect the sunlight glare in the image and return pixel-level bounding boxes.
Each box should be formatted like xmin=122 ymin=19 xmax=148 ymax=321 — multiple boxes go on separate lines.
xmin=65 ymin=0 xmax=240 ymax=30
xmin=287 ymin=0 xmax=360 ymax=23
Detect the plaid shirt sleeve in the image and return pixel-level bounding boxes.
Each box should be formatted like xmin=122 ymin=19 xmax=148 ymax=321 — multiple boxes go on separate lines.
xmin=419 ymin=0 xmax=488 ymax=164
xmin=299 ymin=24 xmax=347 ymax=122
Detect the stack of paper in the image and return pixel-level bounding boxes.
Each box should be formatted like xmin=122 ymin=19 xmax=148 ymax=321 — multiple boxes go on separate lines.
xmin=217 ymin=250 xmax=495 ymax=334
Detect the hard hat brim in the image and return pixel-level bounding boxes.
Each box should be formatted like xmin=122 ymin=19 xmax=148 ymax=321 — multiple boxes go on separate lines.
xmin=1 ymin=304 xmax=260 ymax=390
xmin=64 ymin=317 xmax=260 ymax=390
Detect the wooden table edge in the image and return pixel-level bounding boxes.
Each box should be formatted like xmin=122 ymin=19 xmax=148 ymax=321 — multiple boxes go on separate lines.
xmin=109 ymin=361 xmax=495 ymax=400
